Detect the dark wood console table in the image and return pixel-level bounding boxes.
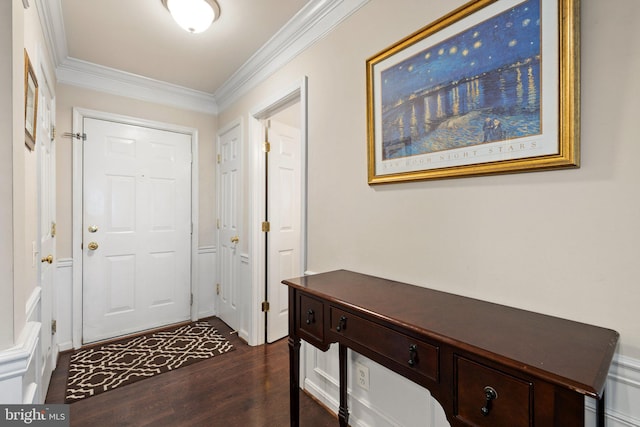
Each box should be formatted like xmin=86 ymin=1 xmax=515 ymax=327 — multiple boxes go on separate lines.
xmin=284 ymin=270 xmax=619 ymax=427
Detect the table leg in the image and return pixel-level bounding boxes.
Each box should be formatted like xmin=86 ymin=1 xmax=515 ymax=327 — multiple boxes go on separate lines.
xmin=597 ymin=389 xmax=606 ymax=427
xmin=338 ymin=344 xmax=349 ymax=427
xmin=289 ymin=336 xmax=301 ymax=427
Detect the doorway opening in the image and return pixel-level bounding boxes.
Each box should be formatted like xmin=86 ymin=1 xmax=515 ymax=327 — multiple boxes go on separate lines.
xmin=248 ymin=78 xmax=308 ymax=346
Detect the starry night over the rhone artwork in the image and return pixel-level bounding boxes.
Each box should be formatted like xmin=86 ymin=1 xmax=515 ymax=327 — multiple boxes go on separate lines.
xmin=381 ymin=0 xmax=542 ymax=160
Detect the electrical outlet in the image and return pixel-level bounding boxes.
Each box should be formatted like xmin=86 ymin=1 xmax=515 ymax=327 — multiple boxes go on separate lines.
xmin=355 ymin=361 xmax=369 ymax=390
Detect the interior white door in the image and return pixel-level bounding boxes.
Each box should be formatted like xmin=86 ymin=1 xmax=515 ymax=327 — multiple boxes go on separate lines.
xmin=82 ymin=118 xmax=192 ymax=343
xmin=217 ymin=124 xmax=241 ymax=332
xmin=37 ymin=79 xmax=55 ymax=399
xmin=266 ymin=120 xmax=302 ymax=343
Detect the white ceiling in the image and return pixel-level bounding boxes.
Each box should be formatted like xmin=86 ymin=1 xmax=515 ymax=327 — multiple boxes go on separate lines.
xmin=59 ymin=0 xmax=307 ymax=94
xmin=38 ymin=0 xmax=368 ymax=112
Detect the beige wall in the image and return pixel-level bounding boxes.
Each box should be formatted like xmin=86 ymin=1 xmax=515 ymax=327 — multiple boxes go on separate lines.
xmin=55 ymin=84 xmax=218 ymax=259
xmin=220 ymin=0 xmax=640 ymax=359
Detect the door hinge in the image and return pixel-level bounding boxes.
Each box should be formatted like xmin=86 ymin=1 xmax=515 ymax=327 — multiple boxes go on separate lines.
xmin=217 ymin=154 xmax=221 ymax=164
xmin=263 ymin=142 xmax=271 ymax=153
xmin=261 ymin=301 xmax=270 ymax=312
xmin=262 ymin=221 xmax=270 ymax=232
xmin=190 ymin=294 xmax=194 ymax=306
xmin=51 ymin=221 xmax=56 ymax=238
xmin=191 ymin=222 xmax=193 ymax=235
xmin=216 ymin=219 xmax=220 ymax=229
xmin=51 ymin=126 xmax=56 ymax=140
xmin=216 ymin=283 xmax=220 ymax=295
xmin=51 ymin=320 xmax=57 ymax=335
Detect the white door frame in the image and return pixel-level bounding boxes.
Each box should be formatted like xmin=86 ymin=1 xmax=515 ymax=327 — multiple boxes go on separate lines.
xmin=248 ymin=77 xmax=308 ymax=346
xmin=71 ymin=108 xmax=199 ymax=349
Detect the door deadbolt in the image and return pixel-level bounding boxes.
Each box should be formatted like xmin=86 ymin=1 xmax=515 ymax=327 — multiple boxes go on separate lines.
xmin=87 ymin=242 xmax=99 ymax=251
xmin=88 ymin=225 xmax=98 ymax=233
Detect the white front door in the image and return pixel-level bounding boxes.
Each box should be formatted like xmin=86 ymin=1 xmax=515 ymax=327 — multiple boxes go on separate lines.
xmin=82 ymin=118 xmax=192 ymax=343
xmin=266 ymin=120 xmax=302 ymax=343
xmin=217 ymin=123 xmax=241 ymax=332
xmin=37 ymin=78 xmax=55 ymax=399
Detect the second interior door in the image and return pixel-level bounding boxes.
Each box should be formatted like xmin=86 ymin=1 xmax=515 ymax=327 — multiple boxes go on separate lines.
xmin=266 ymin=119 xmax=302 ymax=343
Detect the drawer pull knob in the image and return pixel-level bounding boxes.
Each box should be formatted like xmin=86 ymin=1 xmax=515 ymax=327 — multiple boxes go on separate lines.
xmin=480 ymin=386 xmax=498 ymax=416
xmin=306 ymin=309 xmax=315 ymax=325
xmin=336 ymin=316 xmax=347 ymax=332
xmin=408 ymin=344 xmax=418 ymax=366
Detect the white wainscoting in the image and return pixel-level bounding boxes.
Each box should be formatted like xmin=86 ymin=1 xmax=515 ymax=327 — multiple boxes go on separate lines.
xmin=238 ymin=253 xmax=251 ymax=343
xmin=55 ymin=258 xmax=73 ymax=352
xmin=584 ymin=355 xmax=640 ymax=427
xmin=197 ymin=246 xmax=217 ymax=320
xmin=302 ymin=343 xmax=640 ymax=426
xmin=0 ymin=288 xmax=42 ymax=404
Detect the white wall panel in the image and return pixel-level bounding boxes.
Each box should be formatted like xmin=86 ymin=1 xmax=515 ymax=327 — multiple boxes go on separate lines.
xmin=54 ymin=258 xmax=73 ymax=352
xmin=197 ymin=246 xmax=217 ymax=320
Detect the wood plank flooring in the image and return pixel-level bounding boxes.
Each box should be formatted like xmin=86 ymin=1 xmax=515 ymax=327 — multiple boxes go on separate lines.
xmin=46 ymin=317 xmax=338 ymax=427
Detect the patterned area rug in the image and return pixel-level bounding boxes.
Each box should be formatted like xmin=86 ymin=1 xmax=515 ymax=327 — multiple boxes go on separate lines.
xmin=65 ymin=321 xmax=234 ymax=403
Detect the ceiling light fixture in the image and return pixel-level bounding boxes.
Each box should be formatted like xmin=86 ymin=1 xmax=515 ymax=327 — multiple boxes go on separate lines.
xmin=162 ymin=0 xmax=220 ymax=34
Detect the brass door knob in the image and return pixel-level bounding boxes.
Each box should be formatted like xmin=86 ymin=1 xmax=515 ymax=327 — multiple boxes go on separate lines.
xmin=87 ymin=242 xmax=99 ymax=251
xmin=41 ymin=255 xmax=53 ymax=264
xmin=230 ymin=236 xmax=239 ymax=244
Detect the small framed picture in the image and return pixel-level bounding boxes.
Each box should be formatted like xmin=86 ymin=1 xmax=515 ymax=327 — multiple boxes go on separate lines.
xmin=24 ymin=49 xmax=38 ymax=151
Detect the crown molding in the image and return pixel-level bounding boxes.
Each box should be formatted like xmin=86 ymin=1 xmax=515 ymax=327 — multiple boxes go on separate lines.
xmin=214 ymin=0 xmax=370 ymax=112
xmin=57 ymin=57 xmax=219 ymax=114
xmin=35 ymin=0 xmax=369 ymax=115
xmin=34 ymin=0 xmax=68 ymax=66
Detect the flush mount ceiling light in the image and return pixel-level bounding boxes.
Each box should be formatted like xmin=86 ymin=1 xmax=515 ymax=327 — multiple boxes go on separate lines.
xmin=162 ymin=0 xmax=220 ymax=34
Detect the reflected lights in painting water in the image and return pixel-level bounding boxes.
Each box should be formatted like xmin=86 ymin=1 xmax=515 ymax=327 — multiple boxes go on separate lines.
xmin=380 ymin=0 xmax=541 ymax=160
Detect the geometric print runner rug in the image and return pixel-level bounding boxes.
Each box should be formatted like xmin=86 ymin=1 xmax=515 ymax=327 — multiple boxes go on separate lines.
xmin=65 ymin=321 xmax=234 ymax=403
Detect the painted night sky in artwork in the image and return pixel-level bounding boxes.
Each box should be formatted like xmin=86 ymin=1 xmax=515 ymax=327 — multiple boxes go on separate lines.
xmin=379 ymin=0 xmax=543 ymax=159
xmin=381 ymin=0 xmax=541 ymax=107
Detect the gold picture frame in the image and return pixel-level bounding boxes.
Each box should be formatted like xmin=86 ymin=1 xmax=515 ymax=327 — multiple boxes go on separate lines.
xmin=366 ymin=0 xmax=580 ymax=184
xmin=24 ymin=49 xmax=38 ymax=151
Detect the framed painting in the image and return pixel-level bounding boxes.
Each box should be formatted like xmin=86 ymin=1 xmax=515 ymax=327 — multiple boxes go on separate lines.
xmin=24 ymin=49 xmax=39 ymax=151
xmin=366 ymin=0 xmax=579 ymax=184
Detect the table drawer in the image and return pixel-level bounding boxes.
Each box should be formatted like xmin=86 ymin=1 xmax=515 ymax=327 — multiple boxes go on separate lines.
xmin=297 ymin=293 xmax=324 ymax=344
xmin=455 ymin=356 xmax=532 ymax=427
xmin=330 ymin=307 xmax=438 ymax=382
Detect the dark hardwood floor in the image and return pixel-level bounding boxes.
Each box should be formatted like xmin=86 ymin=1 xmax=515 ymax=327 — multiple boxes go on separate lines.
xmin=46 ymin=317 xmax=338 ymax=427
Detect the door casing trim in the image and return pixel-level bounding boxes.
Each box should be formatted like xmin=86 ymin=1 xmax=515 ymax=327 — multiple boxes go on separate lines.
xmin=71 ymin=108 xmax=199 ymax=349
